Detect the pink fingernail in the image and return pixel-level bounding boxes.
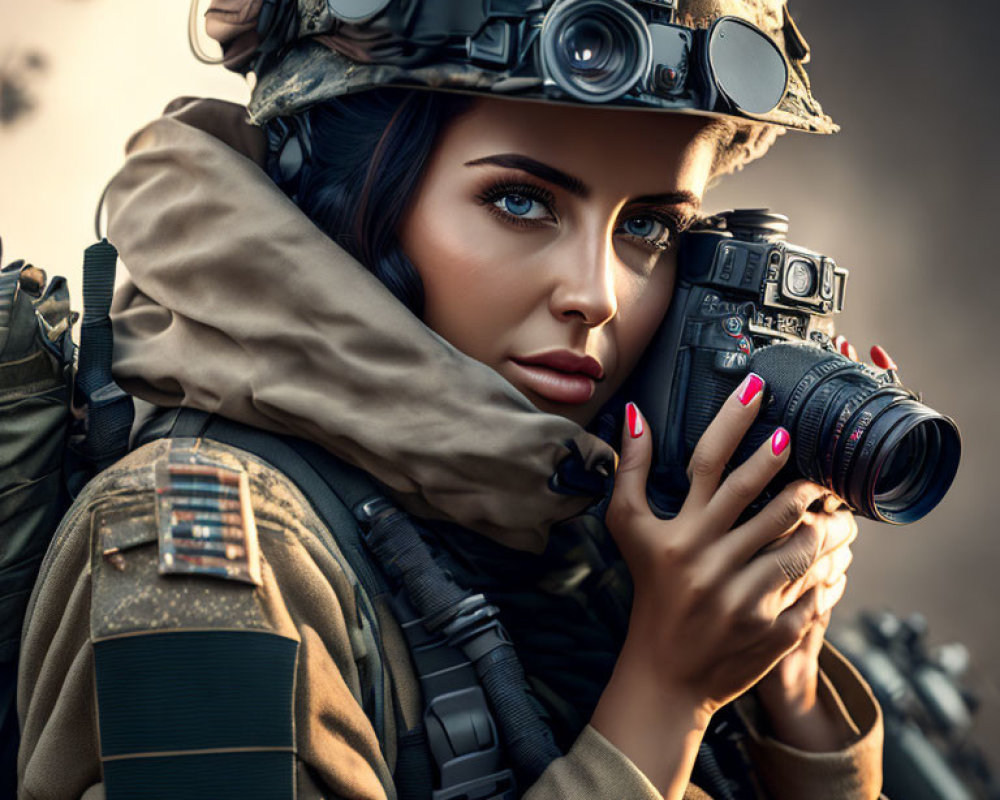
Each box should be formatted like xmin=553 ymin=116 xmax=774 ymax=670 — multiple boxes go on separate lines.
xmin=771 ymin=427 xmax=790 ymax=456
xmin=626 ymin=402 xmax=644 ymax=439
xmin=870 ymin=345 xmax=897 ymax=371
xmin=737 ymin=373 xmax=764 ymax=406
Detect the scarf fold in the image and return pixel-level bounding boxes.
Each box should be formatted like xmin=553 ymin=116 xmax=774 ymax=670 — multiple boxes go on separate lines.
xmin=107 ymin=97 xmax=617 ymax=553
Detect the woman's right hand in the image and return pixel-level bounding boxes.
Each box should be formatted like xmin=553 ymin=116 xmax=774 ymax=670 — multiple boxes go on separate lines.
xmin=591 ymin=374 xmax=852 ymax=796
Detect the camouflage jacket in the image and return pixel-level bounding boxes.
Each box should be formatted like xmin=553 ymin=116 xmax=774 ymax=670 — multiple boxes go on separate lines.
xmin=17 ymin=436 xmax=884 ymax=799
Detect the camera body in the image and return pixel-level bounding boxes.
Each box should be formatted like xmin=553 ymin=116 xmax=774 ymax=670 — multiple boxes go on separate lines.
xmin=630 ymin=209 xmax=960 ymax=523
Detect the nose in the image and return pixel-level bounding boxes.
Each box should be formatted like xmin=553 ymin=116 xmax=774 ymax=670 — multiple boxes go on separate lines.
xmin=548 ymin=230 xmax=619 ymax=327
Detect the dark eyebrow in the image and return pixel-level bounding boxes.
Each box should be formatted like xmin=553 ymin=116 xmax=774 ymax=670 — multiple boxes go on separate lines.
xmin=464 ymin=154 xmax=702 ymax=212
xmin=631 ymin=191 xmax=702 ymax=211
xmin=464 ymin=153 xmax=590 ymax=199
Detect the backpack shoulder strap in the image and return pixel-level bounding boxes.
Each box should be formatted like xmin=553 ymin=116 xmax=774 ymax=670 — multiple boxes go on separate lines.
xmin=137 ymin=408 xmax=518 ymax=800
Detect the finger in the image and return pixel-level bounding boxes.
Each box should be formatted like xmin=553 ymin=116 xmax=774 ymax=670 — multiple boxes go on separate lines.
xmin=684 ymin=372 xmax=766 ymax=511
xmin=701 ymin=427 xmax=792 ymax=535
xmin=728 ymin=517 xmax=825 ymax=614
xmin=870 ymin=344 xmax=897 ymax=371
xmin=723 ymin=480 xmax=830 ymax=565
xmin=822 ymin=494 xmax=846 ymax=514
xmin=813 ymin=509 xmax=858 ymax=558
xmin=754 ymin=532 xmax=853 ymax=620
xmin=796 ymin=540 xmax=853 ymax=599
xmin=768 ymin=586 xmax=819 ymax=655
xmin=779 ymin=533 xmax=853 ymax=618
xmin=606 ymin=402 xmax=654 ymax=542
xmin=837 ymin=336 xmax=858 ymax=362
xmin=817 ymin=574 xmax=848 ymax=617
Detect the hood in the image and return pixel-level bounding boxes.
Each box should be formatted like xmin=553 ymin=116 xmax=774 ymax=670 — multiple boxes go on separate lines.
xmin=106 ymin=97 xmax=617 ymax=553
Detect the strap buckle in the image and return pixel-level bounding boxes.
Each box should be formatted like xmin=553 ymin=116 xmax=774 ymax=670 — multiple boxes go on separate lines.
xmin=432 ymin=768 xmax=515 ymax=800
xmin=391 ymin=590 xmax=517 ymax=800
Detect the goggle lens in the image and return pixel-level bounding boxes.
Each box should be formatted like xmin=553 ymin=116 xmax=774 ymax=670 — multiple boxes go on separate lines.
xmin=708 ymin=17 xmax=788 ymax=114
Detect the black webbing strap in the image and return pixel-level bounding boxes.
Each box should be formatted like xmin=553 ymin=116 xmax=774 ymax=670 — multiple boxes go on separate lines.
xmin=75 ymin=240 xmax=133 ymax=469
xmin=142 ymin=408 xmax=392 ymax=749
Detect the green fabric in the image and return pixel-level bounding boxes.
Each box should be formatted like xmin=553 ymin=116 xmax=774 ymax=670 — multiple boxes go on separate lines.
xmin=94 ymin=629 xmax=298 ymax=757
xmin=0 ymin=275 xmax=72 ymax=660
xmin=103 ymin=751 xmax=295 ymax=800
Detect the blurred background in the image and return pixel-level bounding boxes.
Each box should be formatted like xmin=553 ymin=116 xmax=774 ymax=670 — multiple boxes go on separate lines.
xmin=1 ymin=0 xmax=997 ymax=761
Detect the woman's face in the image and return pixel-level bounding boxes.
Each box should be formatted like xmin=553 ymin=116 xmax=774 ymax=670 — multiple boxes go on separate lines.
xmin=398 ymin=97 xmax=720 ymax=426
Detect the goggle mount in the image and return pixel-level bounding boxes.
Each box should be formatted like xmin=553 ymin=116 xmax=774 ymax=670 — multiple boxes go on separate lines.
xmin=257 ymin=0 xmax=790 ymax=118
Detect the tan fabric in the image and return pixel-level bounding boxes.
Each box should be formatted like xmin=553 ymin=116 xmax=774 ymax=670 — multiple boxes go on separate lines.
xmin=106 ymin=97 xmax=616 ymax=555
xmin=737 ymin=646 xmax=887 ymax=800
xmin=18 ymin=440 xmax=884 ymax=800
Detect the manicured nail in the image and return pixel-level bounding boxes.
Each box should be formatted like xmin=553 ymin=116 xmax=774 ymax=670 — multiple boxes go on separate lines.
xmin=838 ymin=338 xmax=857 ymax=361
xmin=771 ymin=427 xmax=790 ymax=456
xmin=626 ymin=402 xmax=644 ymax=439
xmin=870 ymin=345 xmax=897 ymax=371
xmin=833 ymin=335 xmax=847 ymax=352
xmin=737 ymin=373 xmax=764 ymax=406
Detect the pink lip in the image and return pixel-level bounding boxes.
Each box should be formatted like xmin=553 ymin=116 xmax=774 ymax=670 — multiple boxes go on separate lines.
xmin=508 ymin=351 xmax=604 ymax=406
xmin=512 ymin=350 xmax=605 ymax=380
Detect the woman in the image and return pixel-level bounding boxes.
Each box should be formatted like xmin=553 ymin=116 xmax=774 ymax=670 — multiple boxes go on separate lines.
xmin=17 ymin=1 xmax=884 ymax=798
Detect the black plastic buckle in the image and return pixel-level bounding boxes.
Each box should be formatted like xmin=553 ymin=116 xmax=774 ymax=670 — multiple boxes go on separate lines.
xmin=389 ymin=590 xmax=517 ymax=800
xmin=432 ymin=768 xmax=515 ymax=800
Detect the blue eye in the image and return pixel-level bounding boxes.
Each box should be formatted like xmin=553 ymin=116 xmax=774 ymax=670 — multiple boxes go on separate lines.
xmin=621 ymin=216 xmax=670 ymax=249
xmin=625 ymin=218 xmax=655 ymax=237
xmin=494 ymin=193 xmax=550 ymax=219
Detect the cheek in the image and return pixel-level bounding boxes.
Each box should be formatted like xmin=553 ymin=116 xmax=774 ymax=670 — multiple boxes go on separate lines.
xmin=399 ymin=189 xmax=536 ymax=363
xmin=614 ymin=256 xmax=677 ymax=377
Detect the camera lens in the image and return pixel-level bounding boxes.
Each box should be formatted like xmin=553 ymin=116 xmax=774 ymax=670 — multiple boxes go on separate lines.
xmin=750 ymin=344 xmax=961 ymax=524
xmin=875 ymin=430 xmax=922 ymax=501
xmin=540 ymin=0 xmax=652 ymax=103
xmin=564 ymin=19 xmax=614 ymax=73
xmin=862 ymin=405 xmax=961 ymax=524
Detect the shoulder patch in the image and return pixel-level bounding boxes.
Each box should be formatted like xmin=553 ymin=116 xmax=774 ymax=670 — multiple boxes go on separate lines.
xmin=155 ymin=441 xmax=263 ymax=586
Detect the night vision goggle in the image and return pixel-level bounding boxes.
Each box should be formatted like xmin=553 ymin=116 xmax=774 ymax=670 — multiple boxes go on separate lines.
xmin=258 ymin=0 xmax=790 ymax=119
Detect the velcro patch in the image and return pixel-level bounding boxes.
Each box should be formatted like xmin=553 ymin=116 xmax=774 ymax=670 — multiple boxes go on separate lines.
xmin=156 ymin=444 xmax=262 ymax=586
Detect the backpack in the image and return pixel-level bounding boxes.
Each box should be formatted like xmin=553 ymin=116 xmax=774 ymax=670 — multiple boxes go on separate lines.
xmin=0 ymin=239 xmax=132 ymax=797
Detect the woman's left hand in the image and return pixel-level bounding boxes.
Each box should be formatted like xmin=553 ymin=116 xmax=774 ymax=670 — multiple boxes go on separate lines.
xmin=754 ymin=338 xmax=892 ymax=752
xmin=753 ymin=495 xmax=857 ymax=751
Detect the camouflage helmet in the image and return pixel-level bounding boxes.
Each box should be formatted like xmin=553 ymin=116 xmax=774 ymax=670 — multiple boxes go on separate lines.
xmin=203 ymin=0 xmax=836 ymax=134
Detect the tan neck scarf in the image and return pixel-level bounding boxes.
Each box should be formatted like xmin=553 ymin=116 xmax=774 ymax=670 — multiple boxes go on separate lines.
xmin=107 ymin=97 xmax=616 ymax=553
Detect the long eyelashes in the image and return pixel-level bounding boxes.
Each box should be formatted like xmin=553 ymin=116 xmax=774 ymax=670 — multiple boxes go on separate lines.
xmin=475 ymin=181 xmax=556 ymax=228
xmin=474 ymin=177 xmax=685 ymax=250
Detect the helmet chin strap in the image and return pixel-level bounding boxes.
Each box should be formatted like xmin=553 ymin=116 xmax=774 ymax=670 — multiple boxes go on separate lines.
xmin=188 ymin=0 xmax=225 ymax=65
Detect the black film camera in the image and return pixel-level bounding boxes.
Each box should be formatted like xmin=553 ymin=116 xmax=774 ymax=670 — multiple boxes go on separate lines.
xmin=631 ymin=209 xmax=961 ymax=523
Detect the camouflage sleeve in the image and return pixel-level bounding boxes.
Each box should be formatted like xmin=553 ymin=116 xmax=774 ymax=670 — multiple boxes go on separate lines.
xmin=17 ymin=438 xmax=395 ymax=800
xmin=735 ymin=642 xmax=886 ymax=800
